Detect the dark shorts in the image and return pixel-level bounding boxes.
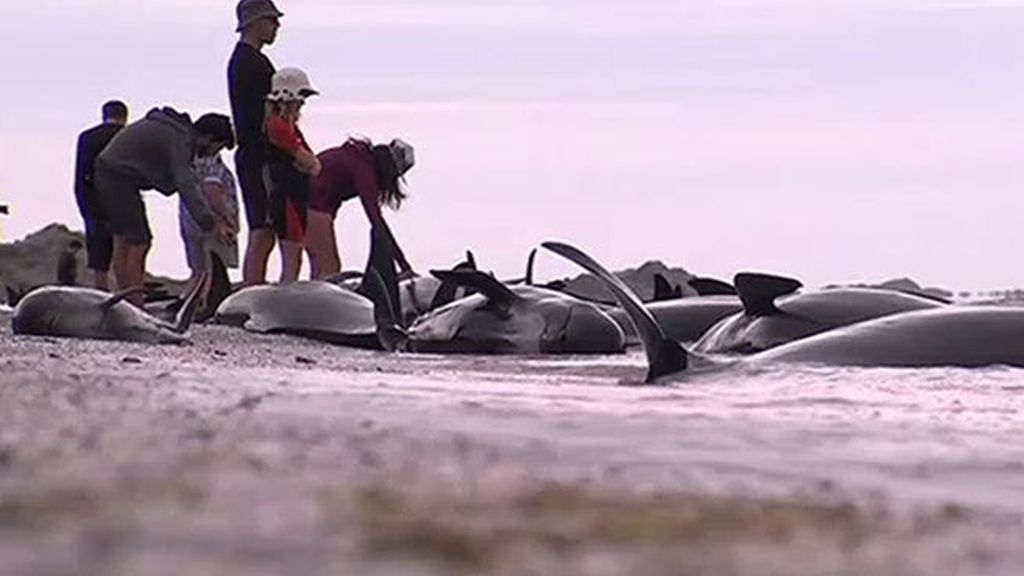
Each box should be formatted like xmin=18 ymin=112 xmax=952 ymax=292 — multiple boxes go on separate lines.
xmin=264 ymin=162 xmax=309 ymax=243
xmin=236 ymin=146 xmax=271 ymax=230
xmin=83 ymin=214 xmax=113 ymax=271
xmin=93 ymin=162 xmax=152 ymax=245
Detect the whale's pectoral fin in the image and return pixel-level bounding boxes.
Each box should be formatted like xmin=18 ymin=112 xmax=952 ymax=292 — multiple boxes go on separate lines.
xmin=430 ymin=270 xmax=517 ymax=316
xmin=5 ymin=285 xmax=23 ymax=307
xmin=525 ymin=247 xmax=536 ymax=286
xmin=733 ymin=272 xmax=803 ymax=317
xmin=173 ymin=272 xmax=207 ymax=333
xmin=428 ymin=279 xmax=460 ymax=311
xmin=687 ymin=277 xmax=737 ymax=296
xmin=541 ymin=241 xmax=687 ymax=383
xmin=204 ymin=252 xmax=232 ymax=317
xmin=324 ymin=270 xmax=365 ymax=286
xmin=426 ymin=253 xmax=479 ymax=311
xmin=363 ymin=266 xmax=407 ymax=351
xmin=894 ymin=288 xmax=953 ymax=305
xmin=101 ymin=286 xmax=147 ymax=311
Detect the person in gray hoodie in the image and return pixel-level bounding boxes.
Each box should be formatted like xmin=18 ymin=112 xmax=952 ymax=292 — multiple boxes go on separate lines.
xmin=94 ymin=107 xmax=235 ymax=305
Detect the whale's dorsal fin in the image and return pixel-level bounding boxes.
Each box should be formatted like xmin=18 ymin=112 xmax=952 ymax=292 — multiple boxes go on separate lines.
xmin=687 ymin=277 xmax=737 ymax=296
xmin=734 ymin=273 xmax=802 ymax=317
xmin=653 ymin=274 xmax=682 ymax=301
xmin=101 ymin=286 xmax=147 ymax=311
xmin=431 ymin=270 xmax=517 ymax=315
xmin=542 ymin=241 xmax=688 ymax=383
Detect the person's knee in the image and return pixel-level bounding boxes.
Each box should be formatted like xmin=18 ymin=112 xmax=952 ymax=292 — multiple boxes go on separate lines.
xmin=250 ymin=228 xmax=275 ymax=251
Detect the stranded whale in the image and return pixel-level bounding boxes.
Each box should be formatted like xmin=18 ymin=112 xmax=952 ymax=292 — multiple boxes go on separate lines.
xmin=213 ymin=281 xmax=379 ymax=348
xmin=371 ymin=268 xmax=625 ymax=354
xmin=11 ymin=275 xmax=205 ymax=344
xmin=542 ymin=241 xmax=1024 ymax=383
xmin=692 ymin=273 xmax=945 ymax=354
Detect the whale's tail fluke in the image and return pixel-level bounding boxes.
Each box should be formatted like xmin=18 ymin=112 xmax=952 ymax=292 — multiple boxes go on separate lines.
xmin=541 ymin=241 xmax=688 ymax=383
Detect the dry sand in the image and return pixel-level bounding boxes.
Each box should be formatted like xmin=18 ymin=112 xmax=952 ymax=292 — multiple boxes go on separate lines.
xmin=2 ymin=310 xmax=1024 ymax=575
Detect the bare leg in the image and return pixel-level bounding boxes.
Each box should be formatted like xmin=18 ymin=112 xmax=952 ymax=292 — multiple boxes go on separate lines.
xmin=91 ymin=269 xmax=110 ymax=291
xmin=305 ymin=210 xmax=341 ymax=279
xmin=279 ymin=240 xmax=303 ymax=284
xmin=110 ymin=236 xmax=131 ymax=293
xmin=111 ymin=236 xmax=150 ymax=306
xmin=242 ymin=228 xmax=275 ymax=286
xmin=124 ymin=240 xmax=149 ymax=307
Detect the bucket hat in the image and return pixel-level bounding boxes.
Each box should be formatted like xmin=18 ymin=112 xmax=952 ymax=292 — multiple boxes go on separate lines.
xmin=236 ymin=0 xmax=284 ymax=32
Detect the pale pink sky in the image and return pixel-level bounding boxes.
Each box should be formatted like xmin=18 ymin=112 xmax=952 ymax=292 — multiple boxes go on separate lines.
xmin=2 ymin=0 xmax=1024 ymax=291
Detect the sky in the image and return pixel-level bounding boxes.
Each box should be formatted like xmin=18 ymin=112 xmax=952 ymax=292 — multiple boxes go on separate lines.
xmin=2 ymin=0 xmax=1024 ymax=291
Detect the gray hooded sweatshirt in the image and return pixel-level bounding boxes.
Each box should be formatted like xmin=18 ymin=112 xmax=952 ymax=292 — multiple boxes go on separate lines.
xmin=96 ymin=107 xmax=216 ymax=231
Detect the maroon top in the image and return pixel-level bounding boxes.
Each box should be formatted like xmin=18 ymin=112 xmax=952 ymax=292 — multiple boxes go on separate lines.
xmin=309 ymin=140 xmax=385 ymax=230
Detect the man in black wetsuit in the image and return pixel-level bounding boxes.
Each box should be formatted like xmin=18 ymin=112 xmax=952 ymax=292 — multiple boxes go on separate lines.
xmin=228 ymin=0 xmax=283 ymax=285
xmin=74 ymin=100 xmax=128 ymax=290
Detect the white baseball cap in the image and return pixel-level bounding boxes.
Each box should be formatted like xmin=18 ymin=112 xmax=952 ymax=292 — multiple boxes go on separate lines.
xmin=388 ymin=138 xmax=415 ymax=175
xmin=267 ymin=67 xmax=319 ymax=102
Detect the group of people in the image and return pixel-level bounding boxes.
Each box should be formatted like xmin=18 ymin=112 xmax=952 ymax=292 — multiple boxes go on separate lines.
xmin=72 ymin=0 xmax=417 ymax=310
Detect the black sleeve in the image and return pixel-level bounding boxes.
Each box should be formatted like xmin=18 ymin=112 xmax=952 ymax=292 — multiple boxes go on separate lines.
xmin=229 ymin=51 xmax=272 ymax=147
xmin=73 ymin=132 xmax=91 ymax=219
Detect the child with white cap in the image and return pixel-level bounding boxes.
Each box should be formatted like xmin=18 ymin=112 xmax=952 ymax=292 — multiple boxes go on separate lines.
xmin=263 ymin=66 xmax=320 ymax=283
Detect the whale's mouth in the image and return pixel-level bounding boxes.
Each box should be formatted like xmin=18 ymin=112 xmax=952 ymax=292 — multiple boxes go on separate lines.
xmin=212 ymin=312 xmax=249 ymax=328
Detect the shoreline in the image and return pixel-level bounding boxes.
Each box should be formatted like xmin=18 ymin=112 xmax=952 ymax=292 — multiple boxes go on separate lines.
xmin=3 ymin=317 xmax=1024 ymax=574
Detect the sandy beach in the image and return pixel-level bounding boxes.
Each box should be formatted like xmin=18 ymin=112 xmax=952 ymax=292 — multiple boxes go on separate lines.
xmin=3 ymin=308 xmax=1024 ymax=575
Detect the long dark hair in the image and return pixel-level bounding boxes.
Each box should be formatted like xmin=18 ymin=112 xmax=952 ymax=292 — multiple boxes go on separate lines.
xmin=369 ymin=142 xmax=407 ymax=209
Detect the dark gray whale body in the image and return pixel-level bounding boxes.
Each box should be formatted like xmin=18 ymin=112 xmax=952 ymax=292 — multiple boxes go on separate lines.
xmin=607 ymin=296 xmax=743 ymax=345
xmin=755 ymin=306 xmax=1024 ymax=368
xmin=375 ymin=269 xmax=625 ymax=354
xmin=542 ymin=241 xmax=1024 ymax=383
xmin=692 ymin=274 xmax=945 ymax=354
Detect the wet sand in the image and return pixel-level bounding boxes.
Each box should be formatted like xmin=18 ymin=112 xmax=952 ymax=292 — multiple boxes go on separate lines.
xmin=2 ymin=311 xmax=1024 ymax=575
